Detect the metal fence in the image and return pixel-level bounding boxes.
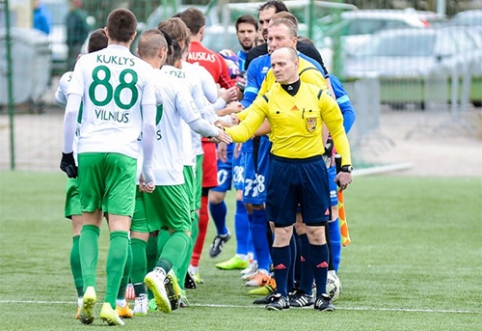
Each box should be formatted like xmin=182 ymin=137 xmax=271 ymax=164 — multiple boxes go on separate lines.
xmin=1 ymin=0 xmax=481 ymax=170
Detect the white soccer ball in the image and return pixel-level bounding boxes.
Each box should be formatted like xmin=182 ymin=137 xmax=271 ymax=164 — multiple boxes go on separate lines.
xmin=326 ymin=272 xmax=342 ymax=302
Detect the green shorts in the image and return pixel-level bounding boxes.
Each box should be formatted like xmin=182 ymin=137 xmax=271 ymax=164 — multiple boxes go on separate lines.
xmin=77 ymin=152 xmax=137 ymax=216
xmin=131 ymin=188 xmax=157 ymax=233
xmin=183 ymin=166 xmax=195 ymax=213
xmin=64 ymin=178 xmax=81 ymax=218
xmin=194 ymin=154 xmax=203 ymax=210
xmin=143 ymin=184 xmax=191 ymax=232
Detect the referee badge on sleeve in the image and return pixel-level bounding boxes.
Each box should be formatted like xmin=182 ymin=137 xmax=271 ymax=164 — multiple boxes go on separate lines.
xmin=305 ymin=117 xmax=317 ymax=133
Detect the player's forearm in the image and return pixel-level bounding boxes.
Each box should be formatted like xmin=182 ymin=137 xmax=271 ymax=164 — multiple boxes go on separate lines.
xmin=212 ymin=97 xmax=227 ymax=111
xmin=62 ymin=94 xmax=81 ymax=153
xmin=188 ymin=118 xmax=219 ymax=138
xmin=240 ymin=90 xmax=257 ymax=110
xmin=200 ymin=106 xmax=217 ymax=124
xmin=338 ymin=99 xmax=356 ymax=134
xmin=141 ymin=104 xmax=157 ymax=168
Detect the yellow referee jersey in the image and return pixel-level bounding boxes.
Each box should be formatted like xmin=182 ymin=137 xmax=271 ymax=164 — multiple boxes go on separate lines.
xmin=226 ymin=82 xmax=351 ymax=165
xmin=237 ymin=57 xmax=328 ymax=122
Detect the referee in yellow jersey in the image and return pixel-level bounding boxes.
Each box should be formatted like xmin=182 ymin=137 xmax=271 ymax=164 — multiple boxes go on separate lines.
xmin=225 ymin=47 xmax=353 ymax=312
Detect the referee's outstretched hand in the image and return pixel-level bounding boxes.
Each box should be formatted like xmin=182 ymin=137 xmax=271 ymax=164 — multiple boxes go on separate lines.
xmin=216 ymin=128 xmax=233 ymax=145
xmin=60 ymin=152 xmax=78 ymax=178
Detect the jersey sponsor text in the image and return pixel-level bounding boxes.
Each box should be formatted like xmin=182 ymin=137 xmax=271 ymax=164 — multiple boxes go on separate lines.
xmin=94 ymin=108 xmax=130 ymax=123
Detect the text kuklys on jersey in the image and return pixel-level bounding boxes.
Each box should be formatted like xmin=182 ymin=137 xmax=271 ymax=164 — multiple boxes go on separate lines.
xmin=96 ymin=55 xmax=135 ymax=67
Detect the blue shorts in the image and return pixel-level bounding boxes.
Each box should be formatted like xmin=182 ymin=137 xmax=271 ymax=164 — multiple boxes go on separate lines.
xmin=266 ymin=155 xmax=331 ymax=226
xmin=241 ymin=139 xmax=253 ymax=153
xmin=232 ymin=151 xmax=244 ymax=191
xmin=242 ymin=136 xmax=271 ymax=205
xmin=327 ymin=165 xmax=338 ymax=206
xmin=211 ymin=144 xmax=235 ymax=193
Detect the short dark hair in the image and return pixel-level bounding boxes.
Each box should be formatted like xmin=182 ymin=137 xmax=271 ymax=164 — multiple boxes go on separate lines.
xmin=87 ymin=28 xmax=107 ymax=53
xmin=297 ymin=36 xmax=314 ymax=46
xmin=179 ymin=7 xmax=205 ymax=35
xmin=235 ymin=14 xmax=259 ymax=31
xmin=258 ymin=0 xmax=288 ymax=14
xmin=106 ymin=8 xmax=137 ymax=43
xmin=166 ymin=40 xmax=183 ymax=66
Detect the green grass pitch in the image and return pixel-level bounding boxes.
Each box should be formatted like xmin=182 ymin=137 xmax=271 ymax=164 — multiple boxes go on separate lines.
xmin=0 ymin=171 xmax=481 ymax=330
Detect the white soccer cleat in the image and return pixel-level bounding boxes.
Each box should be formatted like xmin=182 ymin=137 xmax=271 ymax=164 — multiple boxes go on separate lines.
xmin=240 ymin=261 xmax=258 ymax=279
xmin=144 ymin=268 xmax=172 ymax=314
xmin=133 ymin=294 xmax=148 ymax=316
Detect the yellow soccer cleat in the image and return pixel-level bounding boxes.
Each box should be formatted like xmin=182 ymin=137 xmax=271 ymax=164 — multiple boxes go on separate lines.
xmin=79 ymin=286 xmax=97 ymax=325
xmin=216 ymin=256 xmax=249 ymax=270
xmin=144 ymin=268 xmax=172 ymax=314
xmin=166 ymin=270 xmax=181 ymax=311
xmin=100 ymin=302 xmax=125 ymax=326
xmin=191 ymin=272 xmax=203 ymax=284
xmin=248 ymin=277 xmax=277 ymax=296
xmin=116 ymin=303 xmax=134 ymax=318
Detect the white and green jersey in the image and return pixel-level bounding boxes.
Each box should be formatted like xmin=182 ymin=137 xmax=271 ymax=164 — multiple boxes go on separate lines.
xmin=161 ymin=65 xmax=198 ymax=167
xmin=182 ymin=62 xmax=218 ymax=155
xmin=68 ymin=44 xmax=156 ymax=159
xmin=151 ymin=68 xmax=202 ymax=185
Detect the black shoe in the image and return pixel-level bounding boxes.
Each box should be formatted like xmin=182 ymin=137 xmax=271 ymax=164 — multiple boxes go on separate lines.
xmin=289 ymin=290 xmax=314 ymax=308
xmin=314 ymin=293 xmax=335 ymax=311
xmin=184 ymin=271 xmax=197 ymax=289
xmin=253 ymin=293 xmax=276 ymax=305
xmin=209 ymin=233 xmax=231 ymax=258
xmin=265 ymin=293 xmax=290 ymax=311
xmin=164 ymin=273 xmax=180 ymax=311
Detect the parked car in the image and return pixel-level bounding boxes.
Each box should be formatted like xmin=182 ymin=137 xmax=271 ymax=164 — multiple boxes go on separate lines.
xmin=314 ymin=8 xmax=446 ymax=71
xmin=342 ymin=26 xmax=482 ymax=108
xmin=450 ymin=9 xmax=482 ymax=27
xmin=146 ymin=4 xmax=220 ymax=29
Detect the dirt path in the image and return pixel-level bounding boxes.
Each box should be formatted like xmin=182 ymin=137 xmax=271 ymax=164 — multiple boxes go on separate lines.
xmin=1 ymin=104 xmax=481 ymax=177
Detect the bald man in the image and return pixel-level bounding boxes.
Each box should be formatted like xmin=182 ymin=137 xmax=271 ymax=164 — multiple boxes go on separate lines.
xmin=226 ymin=47 xmax=353 ymax=312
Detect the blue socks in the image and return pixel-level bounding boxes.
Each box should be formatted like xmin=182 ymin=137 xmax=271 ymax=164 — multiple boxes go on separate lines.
xmin=234 ymin=200 xmax=249 ymax=255
xmin=250 ymin=209 xmax=271 ymax=272
xmin=209 ymin=200 xmax=229 ymax=236
xmin=328 ymin=218 xmax=342 ymax=272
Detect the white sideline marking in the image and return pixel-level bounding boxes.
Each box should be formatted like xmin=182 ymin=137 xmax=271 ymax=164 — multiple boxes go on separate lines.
xmin=0 ymin=300 xmax=480 ymax=315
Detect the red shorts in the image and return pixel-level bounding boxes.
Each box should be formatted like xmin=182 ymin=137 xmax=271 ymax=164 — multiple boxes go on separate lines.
xmin=202 ymin=139 xmax=218 ymax=188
